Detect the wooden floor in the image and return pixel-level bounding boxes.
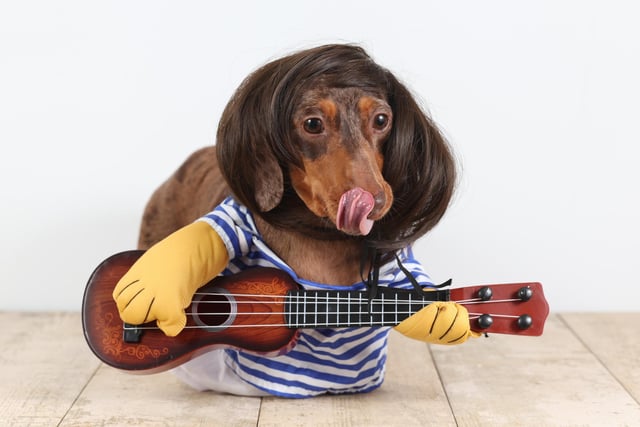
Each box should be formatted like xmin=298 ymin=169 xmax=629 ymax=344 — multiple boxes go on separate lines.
xmin=1 ymin=313 xmax=639 ymax=426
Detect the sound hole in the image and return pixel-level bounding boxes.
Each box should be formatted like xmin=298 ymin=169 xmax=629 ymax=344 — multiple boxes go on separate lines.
xmin=192 ymin=287 xmax=237 ymax=333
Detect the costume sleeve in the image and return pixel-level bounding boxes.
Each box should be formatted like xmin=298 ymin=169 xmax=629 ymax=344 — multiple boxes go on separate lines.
xmin=197 ymin=197 xmax=257 ymax=260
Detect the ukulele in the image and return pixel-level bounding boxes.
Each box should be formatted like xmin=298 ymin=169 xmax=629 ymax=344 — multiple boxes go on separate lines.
xmin=82 ymin=250 xmax=549 ymax=374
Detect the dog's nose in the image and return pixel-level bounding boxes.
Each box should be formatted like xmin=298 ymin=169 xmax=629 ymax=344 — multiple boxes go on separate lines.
xmin=370 ymin=190 xmax=390 ymax=220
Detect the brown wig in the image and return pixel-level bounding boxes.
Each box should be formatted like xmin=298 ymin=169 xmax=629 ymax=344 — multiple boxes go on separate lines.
xmin=216 ymin=44 xmax=456 ymax=257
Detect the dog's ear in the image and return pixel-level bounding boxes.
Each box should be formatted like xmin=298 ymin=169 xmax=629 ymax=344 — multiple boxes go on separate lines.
xmin=254 ymin=145 xmax=283 ymax=212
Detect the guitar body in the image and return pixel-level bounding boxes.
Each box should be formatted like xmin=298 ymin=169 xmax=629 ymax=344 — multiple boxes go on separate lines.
xmin=82 ymin=251 xmax=300 ymax=374
xmin=83 ymin=251 xmax=549 ymax=374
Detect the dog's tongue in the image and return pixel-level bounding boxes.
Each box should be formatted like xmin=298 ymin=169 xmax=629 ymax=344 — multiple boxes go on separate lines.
xmin=337 ymin=188 xmax=375 ymax=236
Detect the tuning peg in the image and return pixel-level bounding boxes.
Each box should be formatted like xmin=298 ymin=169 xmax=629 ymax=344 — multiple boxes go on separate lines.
xmin=477 ymin=314 xmax=494 ymax=329
xmin=517 ymin=286 xmax=533 ymax=301
xmin=517 ymin=314 xmax=533 ymax=330
xmin=477 ymin=286 xmax=493 ymax=301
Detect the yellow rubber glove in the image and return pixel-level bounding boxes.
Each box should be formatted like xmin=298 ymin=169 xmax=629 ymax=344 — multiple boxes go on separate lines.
xmin=394 ymin=301 xmax=480 ymax=345
xmin=112 ymin=221 xmax=229 ymax=337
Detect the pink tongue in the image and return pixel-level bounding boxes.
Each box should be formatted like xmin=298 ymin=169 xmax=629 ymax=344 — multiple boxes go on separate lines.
xmin=337 ymin=188 xmax=375 ymax=236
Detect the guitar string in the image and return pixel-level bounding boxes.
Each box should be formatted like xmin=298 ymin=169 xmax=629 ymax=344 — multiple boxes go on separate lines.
xmin=123 ymin=311 xmax=521 ymax=331
xmin=122 ymin=291 xmax=527 ymax=330
xmin=183 ymin=295 xmax=522 ymax=316
xmin=191 ymin=296 xmax=522 ymax=305
xmin=182 ymin=311 xmax=519 ymax=319
xmin=194 ymin=289 xmax=523 ymax=304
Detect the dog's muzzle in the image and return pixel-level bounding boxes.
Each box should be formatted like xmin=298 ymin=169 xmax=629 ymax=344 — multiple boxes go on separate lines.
xmin=336 ymin=188 xmax=375 ymax=236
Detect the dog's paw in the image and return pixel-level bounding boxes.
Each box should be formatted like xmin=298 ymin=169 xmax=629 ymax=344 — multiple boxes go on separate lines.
xmin=395 ymin=301 xmax=479 ymax=345
xmin=111 ymin=221 xmax=230 ymax=337
xmin=113 ymin=274 xmax=187 ymax=337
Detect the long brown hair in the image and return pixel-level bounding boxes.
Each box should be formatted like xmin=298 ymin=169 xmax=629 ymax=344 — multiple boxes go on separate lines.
xmin=216 ymin=44 xmax=456 ymax=257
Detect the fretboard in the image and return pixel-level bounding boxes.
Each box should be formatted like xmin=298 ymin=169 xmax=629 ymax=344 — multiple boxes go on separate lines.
xmin=284 ymin=287 xmax=450 ymax=329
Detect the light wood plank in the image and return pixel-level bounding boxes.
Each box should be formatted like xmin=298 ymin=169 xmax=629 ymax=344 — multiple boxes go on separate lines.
xmin=59 ymin=364 xmax=262 ymax=426
xmin=0 ymin=312 xmax=99 ymax=426
xmin=430 ymin=314 xmax=640 ymax=426
xmin=257 ymin=330 xmax=456 ymax=427
xmin=560 ymin=312 xmax=640 ymax=403
xmin=4 ymin=312 xmax=639 ymax=426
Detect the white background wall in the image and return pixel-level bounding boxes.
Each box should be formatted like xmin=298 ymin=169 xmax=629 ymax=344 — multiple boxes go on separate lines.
xmin=1 ymin=1 xmax=638 ymax=311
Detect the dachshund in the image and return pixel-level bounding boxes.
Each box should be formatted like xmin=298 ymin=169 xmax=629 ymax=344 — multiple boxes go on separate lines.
xmin=119 ymin=44 xmax=469 ymax=397
xmin=138 ymin=44 xmax=455 ymax=287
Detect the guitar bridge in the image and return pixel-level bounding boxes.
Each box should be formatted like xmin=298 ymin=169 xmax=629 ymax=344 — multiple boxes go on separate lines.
xmin=123 ymin=323 xmax=143 ymax=343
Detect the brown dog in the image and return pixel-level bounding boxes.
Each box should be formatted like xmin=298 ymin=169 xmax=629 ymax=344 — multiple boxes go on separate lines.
xmin=138 ymin=44 xmax=455 ymax=288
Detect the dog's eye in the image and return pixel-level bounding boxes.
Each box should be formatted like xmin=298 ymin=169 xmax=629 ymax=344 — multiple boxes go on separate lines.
xmin=303 ymin=118 xmax=324 ymax=134
xmin=373 ymin=114 xmax=390 ymax=130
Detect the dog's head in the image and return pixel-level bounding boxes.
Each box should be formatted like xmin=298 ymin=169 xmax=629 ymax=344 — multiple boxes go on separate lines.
xmin=216 ymin=44 xmax=455 ymax=251
xmin=288 ymin=85 xmax=394 ymax=236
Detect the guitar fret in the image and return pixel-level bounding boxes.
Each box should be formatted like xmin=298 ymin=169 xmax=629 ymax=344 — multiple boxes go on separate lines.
xmin=301 ymin=292 xmax=305 ymax=328
xmin=286 ymin=293 xmax=290 ymax=327
xmin=394 ymin=292 xmax=398 ymax=325
xmin=314 ymin=291 xmax=318 ymax=328
xmin=371 ymin=294 xmax=376 ymax=326
xmin=291 ymin=292 xmax=296 ymax=328
xmin=325 ymin=292 xmax=329 ymax=327
xmin=296 ymin=292 xmax=301 ymax=328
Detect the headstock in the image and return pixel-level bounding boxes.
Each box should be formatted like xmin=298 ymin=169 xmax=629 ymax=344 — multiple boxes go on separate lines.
xmin=451 ymin=282 xmax=549 ymax=336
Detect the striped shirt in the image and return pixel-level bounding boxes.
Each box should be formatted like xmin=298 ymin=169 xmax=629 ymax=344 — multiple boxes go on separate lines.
xmin=197 ymin=197 xmax=434 ymax=398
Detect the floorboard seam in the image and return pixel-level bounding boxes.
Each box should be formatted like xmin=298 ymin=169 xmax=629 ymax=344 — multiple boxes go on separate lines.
xmin=557 ymin=313 xmax=640 ymax=407
xmin=428 ymin=344 xmax=459 ymax=427
xmin=255 ymin=397 xmax=264 ymax=427
xmin=56 ymin=363 xmax=102 ymax=426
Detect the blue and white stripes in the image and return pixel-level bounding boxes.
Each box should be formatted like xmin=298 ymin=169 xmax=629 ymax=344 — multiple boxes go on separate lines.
xmin=196 ymin=197 xmax=433 ymax=398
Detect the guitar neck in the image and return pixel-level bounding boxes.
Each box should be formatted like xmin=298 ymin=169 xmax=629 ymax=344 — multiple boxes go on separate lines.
xmin=284 ymin=287 xmax=451 ymax=329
